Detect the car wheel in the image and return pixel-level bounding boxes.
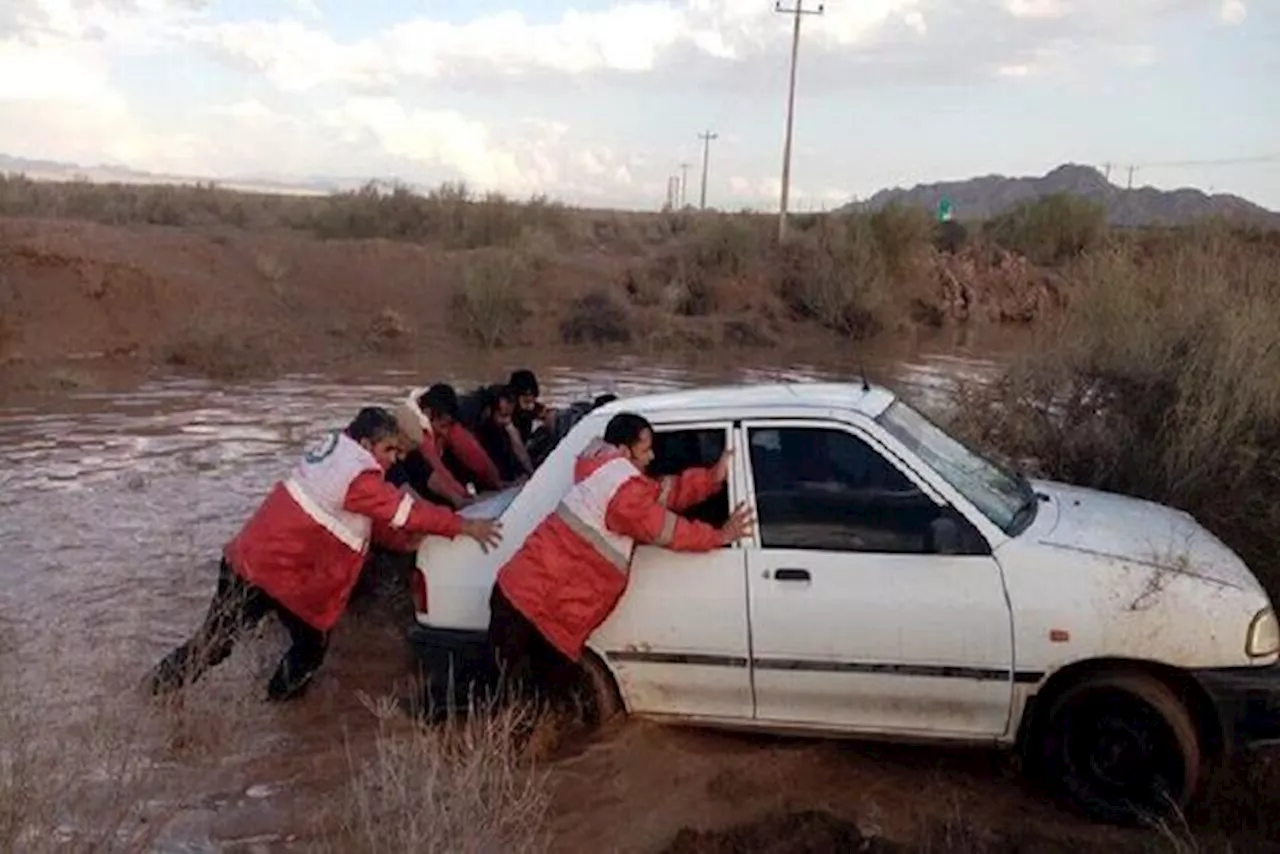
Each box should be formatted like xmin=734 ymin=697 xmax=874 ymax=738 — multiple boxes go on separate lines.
xmin=568 ymin=651 xmax=624 ymax=728
xmin=1038 ymin=672 xmax=1203 ymax=825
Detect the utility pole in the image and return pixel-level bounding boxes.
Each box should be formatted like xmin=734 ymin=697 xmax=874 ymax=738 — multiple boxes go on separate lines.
xmin=1127 ymin=164 xmax=1136 ymax=189
xmin=698 ymin=130 xmax=718 ymax=210
xmin=774 ymin=0 xmax=824 ymax=242
xmin=678 ymin=162 xmax=691 ymax=209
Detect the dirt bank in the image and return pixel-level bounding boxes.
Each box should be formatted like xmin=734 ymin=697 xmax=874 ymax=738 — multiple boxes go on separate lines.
xmin=0 ymin=212 xmax=1059 ymax=398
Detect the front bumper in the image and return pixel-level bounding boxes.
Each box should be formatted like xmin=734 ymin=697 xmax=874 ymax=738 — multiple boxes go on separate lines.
xmin=1193 ymin=663 xmax=1280 ymax=752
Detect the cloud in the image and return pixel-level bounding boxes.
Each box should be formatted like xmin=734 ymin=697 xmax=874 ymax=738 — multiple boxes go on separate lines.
xmin=179 ymin=0 xmax=1243 ymax=96
xmin=1219 ymin=0 xmax=1247 ymax=24
xmin=0 ymin=0 xmax=1264 ymax=209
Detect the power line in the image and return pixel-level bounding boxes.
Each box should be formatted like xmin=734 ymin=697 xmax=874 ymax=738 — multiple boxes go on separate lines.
xmin=774 ymin=0 xmax=824 ymax=242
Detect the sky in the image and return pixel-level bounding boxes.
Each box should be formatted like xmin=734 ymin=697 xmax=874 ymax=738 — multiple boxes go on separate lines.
xmin=1 ymin=0 xmax=1277 ymax=212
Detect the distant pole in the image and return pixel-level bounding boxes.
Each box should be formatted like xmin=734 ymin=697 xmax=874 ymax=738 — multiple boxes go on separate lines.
xmin=679 ymin=162 xmax=691 ymax=208
xmin=1126 ymin=165 xmax=1136 ymax=189
xmin=698 ymin=130 xmax=718 ymax=210
xmin=775 ymin=0 xmax=824 ymax=242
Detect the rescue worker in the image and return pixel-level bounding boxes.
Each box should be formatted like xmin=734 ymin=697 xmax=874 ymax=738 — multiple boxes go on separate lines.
xmin=146 ymin=405 xmax=503 ymax=702
xmin=486 ymin=411 xmax=755 ymax=709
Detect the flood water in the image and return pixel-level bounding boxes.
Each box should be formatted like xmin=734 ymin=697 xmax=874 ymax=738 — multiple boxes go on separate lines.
xmin=0 ymin=346 xmax=1010 ymax=852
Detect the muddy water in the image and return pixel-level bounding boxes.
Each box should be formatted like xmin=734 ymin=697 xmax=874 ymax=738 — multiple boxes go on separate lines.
xmin=0 ymin=348 xmax=1013 ymax=852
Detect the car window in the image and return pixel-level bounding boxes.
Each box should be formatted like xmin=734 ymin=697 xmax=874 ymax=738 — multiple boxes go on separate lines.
xmin=747 ymin=426 xmax=942 ymax=554
xmin=650 ymin=427 xmax=730 ymax=528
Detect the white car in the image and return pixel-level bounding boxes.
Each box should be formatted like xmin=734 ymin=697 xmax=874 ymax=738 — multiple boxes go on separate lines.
xmin=405 ymin=381 xmax=1280 ymax=823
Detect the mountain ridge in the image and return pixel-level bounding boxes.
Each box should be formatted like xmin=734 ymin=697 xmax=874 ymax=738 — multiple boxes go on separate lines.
xmin=841 ymin=163 xmax=1280 ymax=227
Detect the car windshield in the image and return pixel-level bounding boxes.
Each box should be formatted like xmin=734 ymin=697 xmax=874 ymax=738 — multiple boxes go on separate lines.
xmin=875 ymin=399 xmax=1035 ymax=536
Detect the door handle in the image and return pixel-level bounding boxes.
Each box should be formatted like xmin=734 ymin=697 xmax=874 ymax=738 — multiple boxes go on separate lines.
xmin=774 ymin=568 xmax=811 ymax=582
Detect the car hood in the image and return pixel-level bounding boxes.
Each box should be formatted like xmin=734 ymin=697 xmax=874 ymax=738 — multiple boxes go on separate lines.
xmin=1028 ymin=479 xmax=1262 ymax=592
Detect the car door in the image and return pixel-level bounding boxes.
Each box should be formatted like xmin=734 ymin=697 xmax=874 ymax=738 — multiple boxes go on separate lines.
xmin=741 ymin=418 xmax=1015 ymax=738
xmin=588 ymin=421 xmax=753 ymax=721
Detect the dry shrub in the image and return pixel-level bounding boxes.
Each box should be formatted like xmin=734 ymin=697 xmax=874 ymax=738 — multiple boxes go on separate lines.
xmin=560 ymin=289 xmax=632 ymax=345
xmin=0 ymin=628 xmax=269 ymax=853
xmin=325 ymin=693 xmax=551 ymax=854
xmin=367 ymin=307 xmax=413 ymax=353
xmin=772 ymin=217 xmax=888 ymax=339
xmin=952 ymin=225 xmax=1280 ymax=592
xmin=306 ymin=181 xmax=569 ymax=249
xmin=984 ymin=193 xmax=1107 ymax=266
xmin=869 ymin=203 xmax=935 ymax=278
xmin=450 ymin=248 xmax=533 ymax=348
xmin=163 ymin=329 xmax=275 ymax=379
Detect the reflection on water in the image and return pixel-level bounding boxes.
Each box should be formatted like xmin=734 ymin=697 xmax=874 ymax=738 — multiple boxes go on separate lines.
xmin=0 ymin=350 xmax=1004 ymax=849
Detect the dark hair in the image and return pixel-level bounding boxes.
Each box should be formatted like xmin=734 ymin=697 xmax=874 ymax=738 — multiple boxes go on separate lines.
xmin=592 ymin=394 xmax=618 ymax=410
xmin=346 ymin=406 xmax=401 ymax=443
xmin=419 ymin=383 xmax=459 ymax=419
xmin=509 ymin=369 xmax=539 ymax=398
xmin=475 ymin=384 xmax=515 ymax=422
xmin=603 ymin=412 xmax=652 ymax=447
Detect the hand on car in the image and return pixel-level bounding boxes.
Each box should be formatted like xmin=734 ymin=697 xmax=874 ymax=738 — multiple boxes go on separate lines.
xmin=460 ymin=519 xmax=503 ymax=552
xmin=719 ymin=501 xmax=756 ymax=545
xmin=710 ymin=448 xmax=734 ymax=485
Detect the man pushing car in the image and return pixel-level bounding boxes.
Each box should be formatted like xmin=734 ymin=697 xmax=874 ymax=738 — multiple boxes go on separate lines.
xmin=485 ymin=411 xmax=755 ymax=710
xmin=147 ymin=404 xmax=502 ymax=702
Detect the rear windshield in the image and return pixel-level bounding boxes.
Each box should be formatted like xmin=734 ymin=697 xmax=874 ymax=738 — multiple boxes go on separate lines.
xmin=458 ymin=484 xmax=524 ymax=520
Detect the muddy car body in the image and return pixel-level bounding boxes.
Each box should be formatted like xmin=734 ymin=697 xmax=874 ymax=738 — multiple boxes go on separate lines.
xmin=407 ymin=382 xmax=1280 ymax=823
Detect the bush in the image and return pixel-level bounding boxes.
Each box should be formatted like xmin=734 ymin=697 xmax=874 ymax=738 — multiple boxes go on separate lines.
xmin=450 ymin=248 xmax=533 ymax=349
xmin=869 ymin=204 xmax=933 ymax=277
xmin=953 ymin=226 xmax=1280 ymax=592
xmin=771 ymin=217 xmax=887 ymax=338
xmin=984 ymin=194 xmax=1107 ymax=266
xmin=560 ymin=289 xmax=632 ymax=345
xmin=324 ymin=695 xmax=551 ymax=854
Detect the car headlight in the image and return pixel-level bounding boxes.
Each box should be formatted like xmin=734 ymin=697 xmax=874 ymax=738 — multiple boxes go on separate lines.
xmin=1247 ymin=608 xmax=1280 ymax=658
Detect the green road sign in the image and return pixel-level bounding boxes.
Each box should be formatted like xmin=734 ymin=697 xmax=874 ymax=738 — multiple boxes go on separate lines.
xmin=937 ymin=196 xmax=953 ymax=222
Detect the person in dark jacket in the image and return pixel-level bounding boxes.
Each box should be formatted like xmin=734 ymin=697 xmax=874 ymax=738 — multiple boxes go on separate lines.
xmin=508 ymin=369 xmax=554 ymax=444
xmin=465 ymin=384 xmax=533 ymax=484
xmin=527 ymin=394 xmax=618 ymax=469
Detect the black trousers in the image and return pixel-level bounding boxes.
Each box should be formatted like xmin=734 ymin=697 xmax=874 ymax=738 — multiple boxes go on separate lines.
xmin=148 ymin=559 xmax=329 ymax=702
xmin=485 ymin=585 xmax=581 ymax=711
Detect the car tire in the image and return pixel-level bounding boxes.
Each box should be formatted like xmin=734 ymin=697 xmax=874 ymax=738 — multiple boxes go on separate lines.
xmin=568 ymin=651 xmax=624 ymax=728
xmin=1037 ymin=671 xmax=1203 ymax=825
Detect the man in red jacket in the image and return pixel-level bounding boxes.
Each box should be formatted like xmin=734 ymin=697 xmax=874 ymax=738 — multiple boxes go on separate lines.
xmin=147 ymin=405 xmax=502 ymax=702
xmin=488 ymin=411 xmax=754 ymax=709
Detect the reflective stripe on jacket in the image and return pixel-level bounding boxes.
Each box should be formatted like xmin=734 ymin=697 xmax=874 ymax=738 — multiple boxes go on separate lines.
xmin=495 ymin=439 xmax=726 ymax=660
xmin=225 ymin=430 xmax=464 ymax=631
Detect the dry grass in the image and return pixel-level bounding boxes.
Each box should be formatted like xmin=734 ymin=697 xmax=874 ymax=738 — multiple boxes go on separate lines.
xmin=0 ymin=629 xmax=270 ymax=852
xmin=322 ymin=693 xmax=553 ymax=854
xmin=450 ymin=246 xmax=536 ymax=348
xmin=949 ymin=223 xmax=1280 ymax=594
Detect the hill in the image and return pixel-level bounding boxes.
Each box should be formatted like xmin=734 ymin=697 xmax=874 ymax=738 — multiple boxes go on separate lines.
xmin=843 ymin=164 xmax=1280 ymax=228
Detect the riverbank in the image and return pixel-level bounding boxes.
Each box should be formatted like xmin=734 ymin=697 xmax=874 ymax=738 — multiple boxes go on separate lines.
xmin=0 ymin=176 xmax=1149 ymax=396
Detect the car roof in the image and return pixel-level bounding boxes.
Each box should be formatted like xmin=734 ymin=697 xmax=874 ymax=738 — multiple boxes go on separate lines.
xmin=592 ymin=381 xmax=898 ymax=420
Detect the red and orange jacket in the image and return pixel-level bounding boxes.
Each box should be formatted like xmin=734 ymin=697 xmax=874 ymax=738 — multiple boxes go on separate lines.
xmin=225 ymin=430 xmax=464 ymax=631
xmin=496 ymin=439 xmax=727 ymax=661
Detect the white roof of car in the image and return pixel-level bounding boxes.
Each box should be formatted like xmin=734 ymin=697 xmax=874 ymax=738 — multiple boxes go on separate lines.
xmin=593 ymin=381 xmax=898 ymax=420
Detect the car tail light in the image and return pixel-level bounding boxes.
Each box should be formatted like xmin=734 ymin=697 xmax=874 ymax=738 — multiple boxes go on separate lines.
xmin=410 ymin=569 xmax=428 ymax=614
